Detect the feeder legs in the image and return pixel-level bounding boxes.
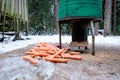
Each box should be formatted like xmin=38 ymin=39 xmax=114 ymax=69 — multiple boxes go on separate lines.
xmin=59 ymin=23 xmax=62 ymax=49
xmin=90 ymin=21 xmax=95 ymax=55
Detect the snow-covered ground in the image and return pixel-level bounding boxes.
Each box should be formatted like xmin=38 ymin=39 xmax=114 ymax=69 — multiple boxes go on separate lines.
xmin=0 ymin=35 xmax=120 ymax=54
xmin=0 ymin=35 xmax=120 ymax=80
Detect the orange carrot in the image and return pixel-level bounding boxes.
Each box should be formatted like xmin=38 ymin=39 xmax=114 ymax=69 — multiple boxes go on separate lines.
xmin=43 ymin=57 xmax=68 ymax=63
xmin=39 ymin=47 xmax=49 ymax=51
xmin=35 ymin=52 xmax=50 ymax=57
xmin=60 ymin=48 xmax=69 ymax=55
xmin=47 ymin=50 xmax=55 ymax=55
xmin=26 ymin=52 xmax=50 ymax=57
xmin=48 ymin=49 xmax=65 ymax=58
xmin=61 ymin=54 xmax=82 ymax=60
xmin=52 ymin=48 xmax=58 ymax=53
xmin=40 ymin=42 xmax=60 ymax=52
xmin=55 ymin=55 xmax=61 ymax=58
xmin=33 ymin=47 xmax=41 ymax=52
xmin=38 ymin=43 xmax=44 ymax=47
xmin=23 ymin=42 xmax=82 ymax=64
xmin=25 ymin=51 xmax=35 ymax=55
xmin=34 ymin=56 xmax=41 ymax=59
xmin=28 ymin=55 xmax=34 ymax=58
xmin=23 ymin=56 xmax=37 ymax=64
xmin=70 ymin=51 xmax=80 ymax=55
xmin=29 ymin=49 xmax=36 ymax=52
xmin=51 ymin=46 xmax=60 ymax=52
xmin=39 ymin=42 xmax=48 ymax=47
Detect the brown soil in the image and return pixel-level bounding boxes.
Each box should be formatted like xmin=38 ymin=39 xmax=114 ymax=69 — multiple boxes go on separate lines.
xmin=0 ymin=43 xmax=120 ymax=80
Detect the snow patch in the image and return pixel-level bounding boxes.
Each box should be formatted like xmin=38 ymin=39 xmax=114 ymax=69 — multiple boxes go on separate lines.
xmin=0 ymin=57 xmax=55 ymax=80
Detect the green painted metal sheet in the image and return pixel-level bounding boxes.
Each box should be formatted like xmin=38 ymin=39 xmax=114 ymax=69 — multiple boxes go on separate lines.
xmin=58 ymin=0 xmax=102 ymax=20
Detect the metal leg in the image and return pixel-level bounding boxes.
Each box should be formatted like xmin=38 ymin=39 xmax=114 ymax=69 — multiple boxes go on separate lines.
xmin=90 ymin=21 xmax=95 ymax=55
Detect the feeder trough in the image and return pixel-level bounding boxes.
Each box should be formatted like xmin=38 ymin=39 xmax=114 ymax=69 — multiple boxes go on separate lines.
xmin=58 ymin=0 xmax=102 ymax=55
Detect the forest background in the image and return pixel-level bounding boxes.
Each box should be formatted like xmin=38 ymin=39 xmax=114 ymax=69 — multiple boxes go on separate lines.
xmin=28 ymin=0 xmax=120 ymax=35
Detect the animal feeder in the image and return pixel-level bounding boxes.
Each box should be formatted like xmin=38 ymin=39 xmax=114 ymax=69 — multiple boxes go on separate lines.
xmin=58 ymin=0 xmax=102 ymax=55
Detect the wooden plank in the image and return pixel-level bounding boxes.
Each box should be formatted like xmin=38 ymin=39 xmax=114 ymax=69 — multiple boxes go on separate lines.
xmin=70 ymin=41 xmax=88 ymax=47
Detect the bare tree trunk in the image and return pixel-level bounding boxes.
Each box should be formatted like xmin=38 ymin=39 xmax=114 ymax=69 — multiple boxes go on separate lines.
xmin=94 ymin=22 xmax=99 ymax=35
xmin=13 ymin=17 xmax=21 ymax=41
xmin=113 ymin=0 xmax=116 ymax=35
xmin=55 ymin=0 xmax=59 ymax=34
xmin=104 ymin=0 xmax=112 ymax=36
xmin=26 ymin=21 xmax=29 ymax=36
xmin=1 ymin=3 xmax=6 ymax=42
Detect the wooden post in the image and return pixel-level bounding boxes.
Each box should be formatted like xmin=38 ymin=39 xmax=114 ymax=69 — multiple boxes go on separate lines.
xmin=2 ymin=13 xmax=6 ymax=42
xmin=13 ymin=17 xmax=19 ymax=41
xmin=90 ymin=21 xmax=95 ymax=55
xmin=13 ymin=17 xmax=16 ymax=41
xmin=16 ymin=17 xmax=19 ymax=39
xmin=59 ymin=23 xmax=62 ymax=49
xmin=26 ymin=21 xmax=29 ymax=36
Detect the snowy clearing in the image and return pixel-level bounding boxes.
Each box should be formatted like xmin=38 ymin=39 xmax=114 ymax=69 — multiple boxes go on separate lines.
xmin=0 ymin=35 xmax=120 ymax=54
xmin=0 ymin=35 xmax=120 ymax=80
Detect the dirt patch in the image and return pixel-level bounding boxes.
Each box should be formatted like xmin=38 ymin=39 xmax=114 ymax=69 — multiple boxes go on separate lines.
xmin=0 ymin=43 xmax=120 ymax=80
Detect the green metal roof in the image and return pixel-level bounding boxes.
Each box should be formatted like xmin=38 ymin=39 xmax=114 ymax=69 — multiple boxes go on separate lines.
xmin=58 ymin=0 xmax=102 ymax=20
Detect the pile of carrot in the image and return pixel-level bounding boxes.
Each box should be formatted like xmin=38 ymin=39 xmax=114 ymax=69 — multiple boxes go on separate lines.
xmin=23 ymin=42 xmax=81 ymax=65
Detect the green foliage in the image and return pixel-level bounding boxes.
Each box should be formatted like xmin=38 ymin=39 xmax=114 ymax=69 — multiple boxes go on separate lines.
xmin=28 ymin=0 xmax=55 ymax=35
xmin=117 ymin=25 xmax=120 ymax=34
xmin=13 ymin=9 xmax=18 ymax=18
xmin=61 ymin=23 xmax=72 ymax=35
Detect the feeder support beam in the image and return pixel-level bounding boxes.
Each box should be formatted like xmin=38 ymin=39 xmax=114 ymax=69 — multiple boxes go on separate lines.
xmin=59 ymin=23 xmax=62 ymax=49
xmin=90 ymin=21 xmax=95 ymax=55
